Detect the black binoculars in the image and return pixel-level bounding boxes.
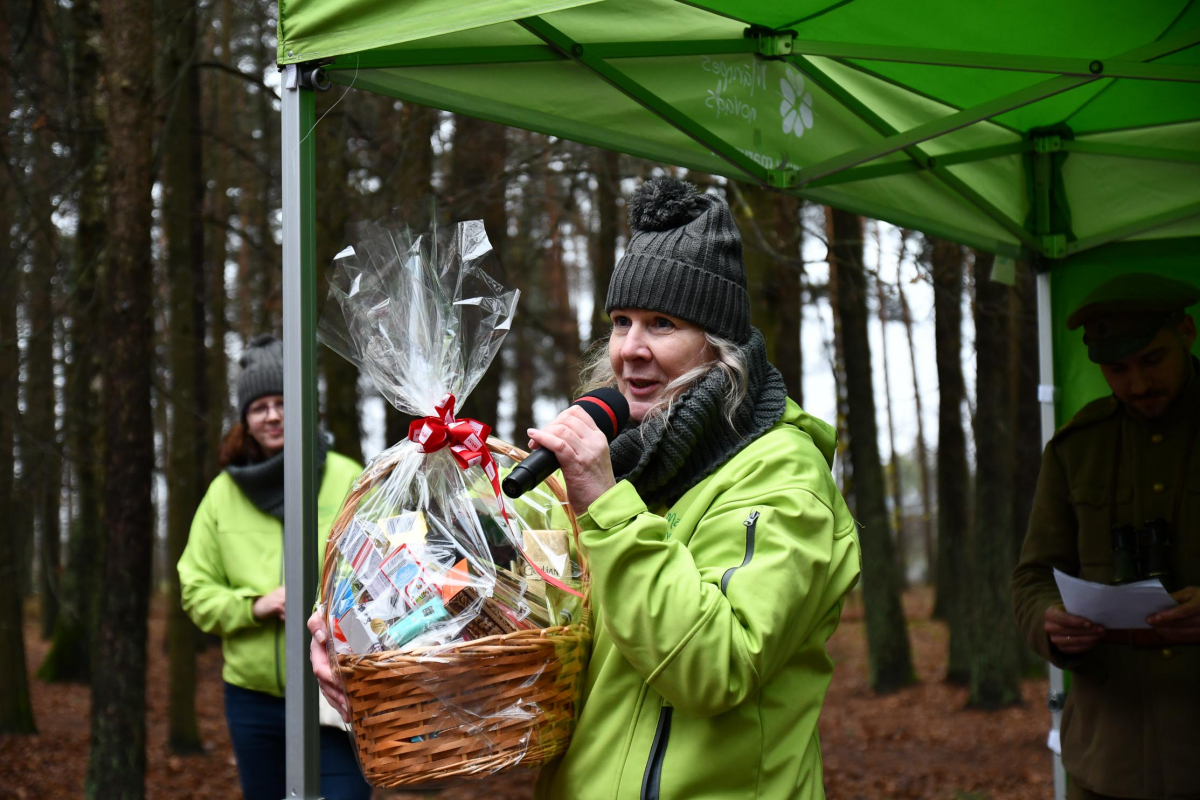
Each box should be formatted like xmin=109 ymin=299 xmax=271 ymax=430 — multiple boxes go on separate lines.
xmin=1110 ymin=519 xmax=1172 ymax=586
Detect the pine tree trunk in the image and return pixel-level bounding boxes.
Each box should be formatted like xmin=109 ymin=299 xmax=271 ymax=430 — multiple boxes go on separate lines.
xmin=0 ymin=15 xmax=36 ymax=728
xmin=0 ymin=273 xmax=36 ymax=726
xmin=734 ymin=184 xmax=802 ymax=399
xmin=87 ymin=0 xmax=156 ymax=793
xmin=875 ymin=261 xmax=908 ymax=587
xmin=824 ymin=216 xmax=853 ymax=502
xmin=514 ymin=324 xmax=537 ymax=437
xmin=447 ymin=115 xmax=509 ymax=422
xmin=39 ymin=0 xmax=106 ymax=682
xmin=966 ymin=251 xmax=1022 ymax=708
xmin=828 ymin=208 xmax=914 ymax=693
xmin=897 ymin=257 xmax=935 ymax=584
xmin=251 ymin=20 xmax=278 ymax=334
xmin=542 ymin=168 xmax=579 ymax=402
xmin=383 ymin=102 xmax=437 ymax=444
xmin=316 ymin=106 xmax=363 ymax=463
xmin=590 ymin=150 xmax=620 ymax=345
xmin=28 ymin=116 xmax=63 ymax=642
xmin=1009 ymin=261 xmax=1044 ymax=674
xmin=772 ymin=197 xmax=803 ymax=404
xmin=203 ymin=0 xmax=234 ymax=470
xmin=18 ymin=6 xmax=64 ymax=637
xmin=161 ymin=0 xmax=204 ymax=752
xmin=929 ymin=238 xmax=971 ymax=683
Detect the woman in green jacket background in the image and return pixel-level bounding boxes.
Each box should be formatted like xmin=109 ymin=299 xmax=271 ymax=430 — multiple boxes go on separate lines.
xmin=526 ymin=178 xmax=862 ymax=800
xmin=177 ymin=335 xmax=370 ymax=800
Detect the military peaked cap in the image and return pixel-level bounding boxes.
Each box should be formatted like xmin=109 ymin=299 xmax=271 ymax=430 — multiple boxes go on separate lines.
xmin=1067 ymin=273 xmax=1199 ymax=364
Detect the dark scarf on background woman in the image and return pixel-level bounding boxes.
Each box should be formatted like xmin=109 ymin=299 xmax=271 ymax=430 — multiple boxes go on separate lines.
xmin=608 ymin=327 xmax=788 ymax=508
xmin=225 ymin=435 xmax=329 ymax=520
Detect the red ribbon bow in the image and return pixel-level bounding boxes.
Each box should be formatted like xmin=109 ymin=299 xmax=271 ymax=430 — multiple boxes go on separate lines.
xmin=408 ymin=393 xmax=494 ymax=474
xmin=408 ymin=393 xmax=583 ymax=599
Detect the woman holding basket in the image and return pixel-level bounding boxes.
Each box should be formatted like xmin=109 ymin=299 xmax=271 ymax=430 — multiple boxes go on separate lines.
xmin=312 ymin=178 xmax=861 ymax=799
xmin=178 ymin=335 xmax=371 ymax=800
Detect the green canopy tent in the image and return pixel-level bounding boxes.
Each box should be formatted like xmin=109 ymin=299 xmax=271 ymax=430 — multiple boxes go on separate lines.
xmin=273 ymin=2 xmax=1200 ymax=796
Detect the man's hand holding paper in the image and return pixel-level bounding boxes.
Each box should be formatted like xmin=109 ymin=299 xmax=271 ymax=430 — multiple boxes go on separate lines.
xmin=1147 ymin=586 xmax=1200 ymax=643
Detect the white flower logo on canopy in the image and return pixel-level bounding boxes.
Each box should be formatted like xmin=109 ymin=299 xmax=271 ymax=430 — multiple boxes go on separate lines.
xmin=780 ymin=69 xmax=814 ymax=138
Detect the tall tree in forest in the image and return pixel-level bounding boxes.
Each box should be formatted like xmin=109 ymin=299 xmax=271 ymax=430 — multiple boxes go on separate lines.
xmin=929 ymin=237 xmax=971 ymax=682
xmin=542 ymin=159 xmax=580 ymax=402
xmin=39 ymin=0 xmax=107 ymax=683
xmin=250 ymin=16 xmax=278 ymax=334
xmin=160 ymin=0 xmax=205 ymax=752
xmin=316 ymin=104 xmax=363 ymax=464
xmin=202 ymin=0 xmax=235 ymax=469
xmin=87 ymin=0 xmax=156 ymax=793
xmin=1009 ymin=261 xmax=1043 ymax=672
xmin=26 ymin=6 xmax=64 ymax=641
xmin=507 ymin=139 xmax=542 ymax=435
xmin=381 ymin=101 xmax=437 ymax=445
xmin=0 ymin=8 xmax=37 ymax=732
xmin=590 ymin=149 xmax=621 ymax=347
xmin=733 ymin=183 xmax=803 ymax=400
xmin=446 ymin=115 xmax=510 ymax=423
xmin=1010 ymin=263 xmax=1041 ymax=552
xmin=873 ymin=230 xmax=908 ymax=583
xmin=966 ymin=251 xmax=1023 ymax=708
xmin=827 ymin=208 xmax=914 ymax=693
xmin=895 ymin=238 xmax=935 ymax=583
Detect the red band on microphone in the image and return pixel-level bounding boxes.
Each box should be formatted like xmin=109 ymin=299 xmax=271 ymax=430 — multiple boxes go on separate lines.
xmin=575 ymin=396 xmax=618 ymax=436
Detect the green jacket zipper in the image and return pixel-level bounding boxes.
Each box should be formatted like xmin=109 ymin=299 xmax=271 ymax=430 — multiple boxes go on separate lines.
xmin=720 ymin=510 xmax=759 ymax=595
xmin=640 ymin=704 xmax=673 ymax=800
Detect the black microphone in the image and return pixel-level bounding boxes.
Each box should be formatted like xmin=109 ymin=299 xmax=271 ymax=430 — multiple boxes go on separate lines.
xmin=502 ymin=387 xmax=630 ymax=499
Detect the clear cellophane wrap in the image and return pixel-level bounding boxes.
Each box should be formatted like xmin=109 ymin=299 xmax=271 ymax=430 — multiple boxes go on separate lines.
xmin=316 ymin=220 xmax=590 ymax=787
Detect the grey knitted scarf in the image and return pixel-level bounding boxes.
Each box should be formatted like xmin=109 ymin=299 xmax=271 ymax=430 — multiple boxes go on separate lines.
xmin=226 ymin=435 xmax=328 ymax=520
xmin=609 ymin=328 xmax=788 ymax=507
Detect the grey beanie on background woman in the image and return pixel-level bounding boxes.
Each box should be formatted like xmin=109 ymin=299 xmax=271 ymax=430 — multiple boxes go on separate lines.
xmin=603 ymin=176 xmax=788 ymax=507
xmin=237 ymin=334 xmax=284 ymax=419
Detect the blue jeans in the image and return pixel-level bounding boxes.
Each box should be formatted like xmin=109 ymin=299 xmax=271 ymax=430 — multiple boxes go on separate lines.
xmin=224 ymin=682 xmax=372 ymax=800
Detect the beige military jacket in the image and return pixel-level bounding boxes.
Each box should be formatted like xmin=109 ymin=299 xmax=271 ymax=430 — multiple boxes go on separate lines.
xmin=1012 ymin=365 xmax=1200 ymax=799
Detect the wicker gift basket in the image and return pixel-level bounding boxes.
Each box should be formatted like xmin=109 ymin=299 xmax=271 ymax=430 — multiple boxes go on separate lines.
xmin=319 ymin=438 xmax=590 ymax=788
xmin=315 ymin=218 xmax=591 ymax=788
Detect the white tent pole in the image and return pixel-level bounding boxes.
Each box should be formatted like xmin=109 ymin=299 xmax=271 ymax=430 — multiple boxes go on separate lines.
xmin=1036 ymin=268 xmax=1067 ymax=800
xmin=281 ymin=63 xmax=323 ymax=800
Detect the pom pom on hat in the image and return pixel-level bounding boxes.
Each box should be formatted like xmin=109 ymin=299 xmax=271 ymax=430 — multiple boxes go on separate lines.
xmin=627 ymin=176 xmax=707 ymax=232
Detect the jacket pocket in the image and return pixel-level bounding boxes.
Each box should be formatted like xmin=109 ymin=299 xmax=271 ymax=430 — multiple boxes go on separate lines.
xmin=641 ymin=704 xmax=673 ymax=800
xmin=720 ymin=511 xmax=759 ymax=596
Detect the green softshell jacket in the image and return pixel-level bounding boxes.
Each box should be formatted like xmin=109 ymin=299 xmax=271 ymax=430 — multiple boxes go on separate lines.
xmin=177 ymin=452 xmax=361 ymax=696
xmin=537 ymin=399 xmax=861 ymax=800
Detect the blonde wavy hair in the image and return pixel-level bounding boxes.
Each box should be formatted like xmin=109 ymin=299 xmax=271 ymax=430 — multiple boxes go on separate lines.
xmin=577 ymin=329 xmax=750 ymax=433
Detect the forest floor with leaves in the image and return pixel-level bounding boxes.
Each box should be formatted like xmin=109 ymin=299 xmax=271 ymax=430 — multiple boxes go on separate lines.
xmin=2 ymin=588 xmax=1052 ymax=800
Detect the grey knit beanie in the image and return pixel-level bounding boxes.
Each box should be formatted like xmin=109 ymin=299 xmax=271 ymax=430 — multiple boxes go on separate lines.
xmin=237 ymin=334 xmax=284 ymax=418
xmin=606 ymin=177 xmax=750 ymax=343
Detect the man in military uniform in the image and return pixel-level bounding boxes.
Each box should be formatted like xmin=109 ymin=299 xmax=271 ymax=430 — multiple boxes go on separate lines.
xmin=1012 ymin=272 xmax=1200 ymax=800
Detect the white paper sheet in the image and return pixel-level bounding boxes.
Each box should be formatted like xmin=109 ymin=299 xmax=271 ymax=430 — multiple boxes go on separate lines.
xmin=1053 ymin=569 xmax=1178 ymax=629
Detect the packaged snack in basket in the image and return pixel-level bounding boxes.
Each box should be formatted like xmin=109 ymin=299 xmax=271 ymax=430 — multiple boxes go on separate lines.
xmin=314 ymin=219 xmax=592 ymax=788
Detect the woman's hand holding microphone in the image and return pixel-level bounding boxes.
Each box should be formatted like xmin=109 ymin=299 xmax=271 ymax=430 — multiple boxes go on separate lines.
xmin=527 ymin=405 xmax=617 ymax=516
